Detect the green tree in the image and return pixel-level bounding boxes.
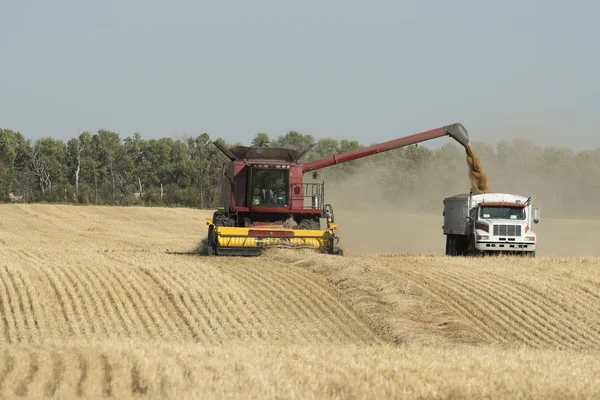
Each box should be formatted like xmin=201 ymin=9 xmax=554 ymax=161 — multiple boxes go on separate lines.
xmin=30 ymin=137 xmax=68 ymax=197
xmin=271 ymin=130 xmax=315 ymax=152
xmin=251 ymin=133 xmax=270 ymax=147
xmin=97 ymin=130 xmax=130 ymax=203
xmin=184 ymin=133 xmax=227 ymax=208
xmin=339 ymin=139 xmax=362 ymax=153
xmin=67 ymin=131 xmax=94 ymax=201
xmin=0 ymin=129 xmax=18 ymax=200
xmin=312 ymin=138 xmax=339 ymax=161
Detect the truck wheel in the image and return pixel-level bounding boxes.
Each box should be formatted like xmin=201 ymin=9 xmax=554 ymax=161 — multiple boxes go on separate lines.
xmin=446 ymin=235 xmax=459 ymax=257
xmin=468 ymin=235 xmax=478 ymax=257
xmin=458 ymin=238 xmax=468 ymax=256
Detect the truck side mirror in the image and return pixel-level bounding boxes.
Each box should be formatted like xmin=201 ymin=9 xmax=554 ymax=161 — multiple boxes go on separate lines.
xmin=533 ymin=207 xmax=540 ymax=223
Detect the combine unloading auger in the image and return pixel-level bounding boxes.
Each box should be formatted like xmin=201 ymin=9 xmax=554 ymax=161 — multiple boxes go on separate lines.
xmin=206 ymin=123 xmax=470 ymax=256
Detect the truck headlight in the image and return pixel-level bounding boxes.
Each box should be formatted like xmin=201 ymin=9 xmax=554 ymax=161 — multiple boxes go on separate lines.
xmin=475 ymin=223 xmax=489 ymax=233
xmin=477 ymin=235 xmax=489 ymax=241
xmin=525 ymin=236 xmax=536 ymax=242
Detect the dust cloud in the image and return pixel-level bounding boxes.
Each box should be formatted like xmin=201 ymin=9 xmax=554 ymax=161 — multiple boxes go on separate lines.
xmin=318 ymin=141 xmax=600 ymax=257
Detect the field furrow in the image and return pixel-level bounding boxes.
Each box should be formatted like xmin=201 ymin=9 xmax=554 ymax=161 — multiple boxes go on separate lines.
xmin=0 ymin=272 xmax=15 ymax=343
xmin=0 ymin=267 xmax=28 ymax=343
xmin=568 ymin=283 xmax=600 ymax=330
xmin=64 ymin=263 xmax=113 ymax=339
xmin=5 ymin=268 xmax=37 ymax=343
xmin=219 ymin=266 xmax=283 ymax=340
xmin=496 ymin=276 xmax=600 ymax=347
xmin=398 ymin=268 xmax=517 ymax=343
xmin=13 ymin=269 xmax=45 ymax=342
xmin=410 ymin=268 xmax=567 ymax=347
xmin=259 ymin=266 xmax=337 ymax=341
xmin=268 ymin=265 xmax=372 ymax=343
xmin=124 ymin=271 xmax=181 ymax=339
xmin=42 ymin=266 xmax=85 ymax=338
xmin=44 ymin=352 xmax=65 ymax=397
xmin=139 ymin=268 xmax=206 ymax=342
xmin=14 ymin=351 xmax=39 ymax=397
xmin=275 ymin=265 xmax=380 ymax=343
xmin=0 ymin=350 xmax=15 ymax=391
xmin=100 ymin=257 xmax=160 ymax=339
xmin=60 ymin=263 xmax=102 ymax=337
xmin=161 ymin=268 xmax=224 ymax=342
xmin=87 ymin=261 xmax=137 ymax=338
xmin=102 ymin=253 xmax=183 ymax=338
xmin=478 ymin=274 xmax=600 ymax=348
xmin=226 ymin=265 xmax=310 ymax=339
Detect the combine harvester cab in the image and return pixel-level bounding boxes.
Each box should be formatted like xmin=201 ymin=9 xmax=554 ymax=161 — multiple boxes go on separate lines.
xmin=443 ymin=192 xmax=540 ymax=257
xmin=206 ymin=123 xmax=470 ymax=256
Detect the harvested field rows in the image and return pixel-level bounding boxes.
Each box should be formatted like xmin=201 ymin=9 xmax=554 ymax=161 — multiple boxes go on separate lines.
xmin=1 ymin=342 xmax=600 ymax=399
xmin=270 ymin=250 xmax=600 ymax=350
xmin=1 ymin=204 xmax=600 ymax=398
xmin=0 ymin=248 xmax=378 ymax=345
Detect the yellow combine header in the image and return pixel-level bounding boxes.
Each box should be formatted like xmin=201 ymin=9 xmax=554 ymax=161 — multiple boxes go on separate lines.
xmin=206 ymin=218 xmax=339 ymax=256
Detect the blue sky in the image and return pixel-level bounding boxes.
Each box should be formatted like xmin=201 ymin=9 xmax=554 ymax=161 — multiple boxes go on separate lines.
xmin=1 ymin=0 xmax=598 ymax=149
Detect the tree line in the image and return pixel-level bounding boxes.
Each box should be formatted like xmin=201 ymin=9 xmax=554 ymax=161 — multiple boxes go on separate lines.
xmin=1 ymin=127 xmax=598 ymax=217
xmin=0 ymin=128 xmax=361 ymax=208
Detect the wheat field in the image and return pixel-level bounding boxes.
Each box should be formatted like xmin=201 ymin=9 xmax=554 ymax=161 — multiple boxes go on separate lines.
xmin=0 ymin=204 xmax=600 ymax=399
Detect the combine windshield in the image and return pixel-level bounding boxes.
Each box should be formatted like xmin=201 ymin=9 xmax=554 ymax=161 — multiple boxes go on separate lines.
xmin=480 ymin=206 xmax=525 ymax=220
xmin=250 ymin=169 xmax=289 ymax=207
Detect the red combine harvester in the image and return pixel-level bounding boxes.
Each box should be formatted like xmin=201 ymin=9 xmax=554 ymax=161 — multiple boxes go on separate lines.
xmin=206 ymin=123 xmax=470 ymax=256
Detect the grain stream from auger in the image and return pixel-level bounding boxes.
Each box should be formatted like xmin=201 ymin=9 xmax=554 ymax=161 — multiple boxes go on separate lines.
xmin=1 ymin=204 xmax=600 ymax=398
xmin=466 ymin=144 xmax=490 ymax=194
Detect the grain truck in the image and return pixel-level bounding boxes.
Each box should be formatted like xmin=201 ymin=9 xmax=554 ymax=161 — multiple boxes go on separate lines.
xmin=443 ymin=192 xmax=540 ymax=256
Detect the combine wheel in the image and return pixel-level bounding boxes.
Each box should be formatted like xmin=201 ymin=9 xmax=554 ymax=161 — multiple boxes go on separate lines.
xmin=295 ymin=219 xmax=320 ymax=230
xmin=213 ymin=210 xmax=235 ymax=227
xmin=332 ymin=247 xmax=344 ymax=256
xmin=206 ymin=226 xmax=217 ymax=256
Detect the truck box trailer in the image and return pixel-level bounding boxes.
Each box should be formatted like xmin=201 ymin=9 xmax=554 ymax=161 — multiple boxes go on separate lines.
xmin=443 ymin=192 xmax=540 ymax=256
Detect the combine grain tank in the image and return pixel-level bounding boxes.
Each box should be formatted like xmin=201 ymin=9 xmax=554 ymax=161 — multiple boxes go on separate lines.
xmin=443 ymin=192 xmax=540 ymax=256
xmin=206 ymin=123 xmax=470 ymax=256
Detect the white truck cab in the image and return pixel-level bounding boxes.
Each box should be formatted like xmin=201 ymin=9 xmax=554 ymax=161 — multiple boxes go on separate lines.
xmin=443 ymin=192 xmax=540 ymax=256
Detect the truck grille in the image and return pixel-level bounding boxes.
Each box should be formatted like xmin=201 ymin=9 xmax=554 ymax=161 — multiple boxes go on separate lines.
xmin=493 ymin=225 xmax=521 ymax=237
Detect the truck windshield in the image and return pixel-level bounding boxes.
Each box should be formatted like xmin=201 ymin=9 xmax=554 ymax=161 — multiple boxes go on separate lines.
xmin=480 ymin=206 xmax=525 ymax=220
xmin=250 ymin=169 xmax=289 ymax=207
